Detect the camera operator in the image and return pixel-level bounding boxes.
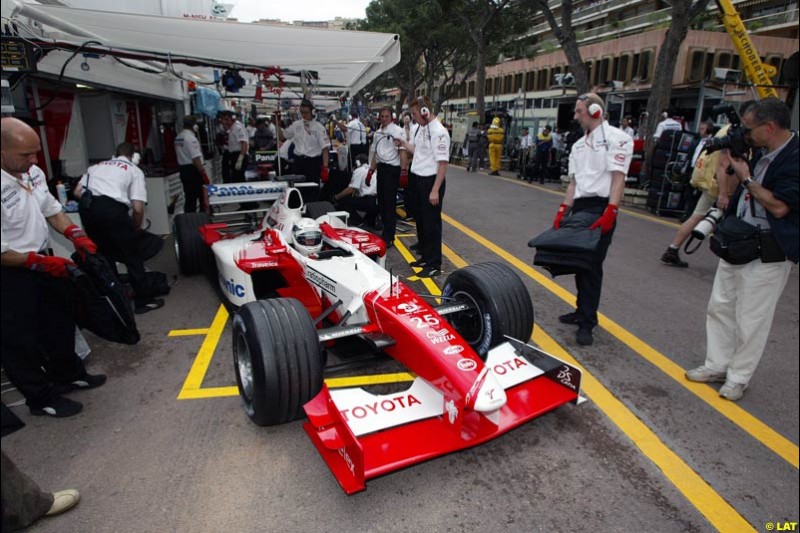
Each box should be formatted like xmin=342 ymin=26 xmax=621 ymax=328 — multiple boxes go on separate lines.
xmin=685 ymin=98 xmax=798 ymax=401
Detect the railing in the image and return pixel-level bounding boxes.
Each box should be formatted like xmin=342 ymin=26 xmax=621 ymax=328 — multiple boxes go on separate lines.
xmin=713 ymin=8 xmax=800 ymax=32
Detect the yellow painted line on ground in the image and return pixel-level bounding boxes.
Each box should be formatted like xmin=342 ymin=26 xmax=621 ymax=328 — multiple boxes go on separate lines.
xmin=478 ymin=169 xmax=681 ymax=229
xmin=177 ymin=304 xmax=229 ymax=400
xmin=179 ymin=386 xmax=238 ymax=399
xmin=443 ymin=212 xmax=799 ymax=469
xmin=168 ymin=328 xmax=211 ymax=337
xmin=440 ymin=243 xmax=753 ymax=532
xmin=395 ymin=236 xmax=442 ymax=298
xmin=326 ymin=372 xmax=416 ymax=389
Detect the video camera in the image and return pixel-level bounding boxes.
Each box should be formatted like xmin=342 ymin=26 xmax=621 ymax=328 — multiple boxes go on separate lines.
xmin=704 ymin=104 xmax=751 ymax=159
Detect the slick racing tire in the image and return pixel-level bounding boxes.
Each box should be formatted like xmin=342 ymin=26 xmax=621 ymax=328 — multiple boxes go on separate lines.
xmin=442 ymin=262 xmax=534 ymax=359
xmin=173 ymin=212 xmax=213 ymax=275
xmin=233 ymin=298 xmax=324 ymax=426
xmin=305 ymin=201 xmax=336 ymax=220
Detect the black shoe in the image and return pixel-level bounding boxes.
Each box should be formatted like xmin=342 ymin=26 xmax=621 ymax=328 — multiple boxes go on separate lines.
xmin=409 ymin=243 xmax=419 ymax=251
xmin=384 ymin=240 xmax=395 ymax=249
xmin=135 ymin=298 xmax=165 ymax=315
xmin=576 ymin=328 xmax=594 ymax=346
xmin=410 ymin=260 xmax=427 ymax=268
xmin=55 ymin=373 xmax=107 ymax=394
xmin=559 ymin=312 xmax=579 ymax=325
xmin=30 ymin=396 xmax=83 ymax=418
xmin=418 ymin=267 xmax=441 ymax=278
xmin=661 ymin=248 xmax=689 ymax=268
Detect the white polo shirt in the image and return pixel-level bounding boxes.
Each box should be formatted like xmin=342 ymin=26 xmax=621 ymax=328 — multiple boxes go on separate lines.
xmin=175 ymin=129 xmax=203 ymax=166
xmin=654 ymin=118 xmax=682 ymax=140
xmin=348 ymin=165 xmax=377 ymax=197
xmin=1 ymin=165 xmax=63 ymax=254
xmin=346 ymin=118 xmax=366 ymax=146
xmin=371 ymin=123 xmax=406 ymax=166
xmin=409 ymin=119 xmax=450 ymax=177
xmin=283 ymin=120 xmax=329 ymax=158
xmin=226 ymin=121 xmax=249 ymax=152
xmin=568 ymin=122 xmax=633 ymax=199
xmin=78 ymin=156 xmax=147 ymax=207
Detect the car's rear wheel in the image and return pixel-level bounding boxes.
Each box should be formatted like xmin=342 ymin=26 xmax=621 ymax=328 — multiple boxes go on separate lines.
xmin=442 ymin=262 xmax=534 ymax=358
xmin=305 ymin=201 xmax=336 ymax=220
xmin=233 ymin=298 xmax=324 ymax=426
xmin=173 ymin=212 xmax=213 ymax=275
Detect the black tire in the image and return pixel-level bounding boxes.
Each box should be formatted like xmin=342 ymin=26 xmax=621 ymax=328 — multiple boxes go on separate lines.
xmin=305 ymin=201 xmax=336 ymax=220
xmin=173 ymin=212 xmax=213 ymax=275
xmin=442 ymin=262 xmax=534 ymax=359
xmin=232 ymin=298 xmax=323 ymax=426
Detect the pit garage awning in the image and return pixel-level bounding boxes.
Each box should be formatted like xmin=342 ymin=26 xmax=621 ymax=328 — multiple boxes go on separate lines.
xmin=11 ymin=2 xmax=401 ymax=95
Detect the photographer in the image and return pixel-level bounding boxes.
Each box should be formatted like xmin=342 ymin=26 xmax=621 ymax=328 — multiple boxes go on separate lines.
xmin=685 ymin=98 xmax=798 ymax=401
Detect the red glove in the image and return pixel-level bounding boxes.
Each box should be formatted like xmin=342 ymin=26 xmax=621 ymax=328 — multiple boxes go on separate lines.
xmin=553 ymin=203 xmax=570 ymax=229
xmin=365 ymin=168 xmax=375 ymax=187
xmin=64 ymin=224 xmax=97 ymax=258
xmin=24 ymin=253 xmax=76 ymax=278
xmin=200 ymin=170 xmax=211 ymax=185
xmin=320 ymin=166 xmax=329 ymax=183
xmin=399 ymin=168 xmax=408 ymax=188
xmin=589 ymin=204 xmax=619 ymax=234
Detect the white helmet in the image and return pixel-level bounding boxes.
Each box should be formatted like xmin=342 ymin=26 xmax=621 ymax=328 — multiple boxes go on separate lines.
xmin=292 ymin=218 xmax=323 ymax=256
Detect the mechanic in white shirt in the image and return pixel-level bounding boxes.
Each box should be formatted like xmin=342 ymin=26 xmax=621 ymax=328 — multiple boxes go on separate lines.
xmin=620 ymin=117 xmax=635 ymax=139
xmin=219 ymin=111 xmax=249 ymax=184
xmin=366 ymin=106 xmax=409 ymax=248
xmin=332 ymin=154 xmax=379 ymax=227
xmin=554 ymin=93 xmax=633 ymax=346
xmin=394 ymin=95 xmax=450 ymax=277
xmin=338 ymin=111 xmax=368 ymax=170
xmin=1 ymin=117 xmax=105 ymax=417
xmin=653 ymin=110 xmax=683 ymax=143
xmin=279 ymin=99 xmax=330 ymax=202
xmin=74 ymin=143 xmax=163 ymax=314
xmin=174 ymin=115 xmax=210 ymax=213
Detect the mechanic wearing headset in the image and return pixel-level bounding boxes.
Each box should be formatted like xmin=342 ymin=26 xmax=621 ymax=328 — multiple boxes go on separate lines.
xmin=174 ymin=115 xmax=211 ymax=213
xmin=279 ymin=99 xmax=330 ymax=203
xmin=554 ymin=93 xmax=633 ymax=346
xmin=1 ymin=118 xmax=106 ymax=418
xmin=367 ymin=106 xmax=409 ymax=249
xmin=394 ymin=96 xmax=450 ymax=278
xmin=74 ymin=143 xmax=165 ymax=314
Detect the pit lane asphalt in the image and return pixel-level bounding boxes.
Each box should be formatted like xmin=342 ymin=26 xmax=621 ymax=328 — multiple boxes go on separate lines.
xmin=4 ymin=166 xmax=797 ymax=533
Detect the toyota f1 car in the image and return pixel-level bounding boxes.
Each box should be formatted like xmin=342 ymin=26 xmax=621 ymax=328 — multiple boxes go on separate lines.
xmin=174 ymin=178 xmax=583 ymax=494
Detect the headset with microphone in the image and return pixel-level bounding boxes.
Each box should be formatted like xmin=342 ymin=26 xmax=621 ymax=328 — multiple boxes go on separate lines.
xmin=417 ymin=96 xmax=431 ymax=124
xmin=588 ymin=102 xmax=603 ymax=120
xmin=300 ymin=99 xmax=316 ymax=119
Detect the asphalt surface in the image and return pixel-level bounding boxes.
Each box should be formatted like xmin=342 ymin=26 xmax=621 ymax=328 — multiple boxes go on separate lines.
xmin=3 ymin=165 xmax=797 ymax=533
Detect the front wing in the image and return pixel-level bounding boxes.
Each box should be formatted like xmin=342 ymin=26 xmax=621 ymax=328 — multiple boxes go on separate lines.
xmin=303 ymin=338 xmax=583 ymax=494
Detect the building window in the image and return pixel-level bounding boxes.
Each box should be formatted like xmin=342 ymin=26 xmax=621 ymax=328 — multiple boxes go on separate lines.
xmin=485 ymin=78 xmax=492 ymax=95
xmin=618 ymin=54 xmax=630 ymax=82
xmin=704 ymin=52 xmax=715 ymax=81
xmin=468 ymin=81 xmax=475 ymax=97
xmin=600 ymin=57 xmax=611 ymax=83
xmin=526 ymin=71 xmax=535 ymax=91
xmin=631 ymin=54 xmax=640 ymax=80
xmin=639 ymin=50 xmax=653 ymax=82
xmin=717 ymin=52 xmax=732 ymax=69
xmin=504 ymin=75 xmax=513 ymax=93
xmin=688 ymin=49 xmax=705 ymax=82
xmin=514 ymin=73 xmax=523 ymax=92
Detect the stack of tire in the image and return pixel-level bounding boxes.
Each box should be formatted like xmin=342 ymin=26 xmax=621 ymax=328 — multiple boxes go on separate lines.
xmin=646 ymin=129 xmax=699 ymax=216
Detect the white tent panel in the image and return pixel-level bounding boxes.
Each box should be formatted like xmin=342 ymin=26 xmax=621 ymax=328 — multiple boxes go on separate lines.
xmin=15 ymin=2 xmax=400 ymax=94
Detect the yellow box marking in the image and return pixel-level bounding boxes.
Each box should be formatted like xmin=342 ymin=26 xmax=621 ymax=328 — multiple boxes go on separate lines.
xmin=168 ymin=328 xmax=210 ymax=337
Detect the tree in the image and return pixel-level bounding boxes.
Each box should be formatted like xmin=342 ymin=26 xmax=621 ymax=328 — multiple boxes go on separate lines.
xmin=525 ymin=0 xmax=591 ymax=95
xmin=641 ymin=0 xmax=712 ymax=180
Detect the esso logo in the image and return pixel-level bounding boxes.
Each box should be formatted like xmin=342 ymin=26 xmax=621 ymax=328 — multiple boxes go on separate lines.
xmin=457 ymin=359 xmax=477 ymax=372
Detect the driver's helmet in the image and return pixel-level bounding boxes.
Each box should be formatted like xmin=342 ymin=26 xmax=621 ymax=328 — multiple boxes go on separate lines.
xmin=292 ymin=218 xmax=323 ymax=256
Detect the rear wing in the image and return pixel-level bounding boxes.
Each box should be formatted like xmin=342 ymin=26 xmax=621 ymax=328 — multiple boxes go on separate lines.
xmin=204 ymin=177 xmax=318 ymax=219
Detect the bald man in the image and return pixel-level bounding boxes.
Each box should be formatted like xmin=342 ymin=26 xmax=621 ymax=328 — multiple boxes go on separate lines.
xmin=1 ymin=117 xmax=106 ymax=418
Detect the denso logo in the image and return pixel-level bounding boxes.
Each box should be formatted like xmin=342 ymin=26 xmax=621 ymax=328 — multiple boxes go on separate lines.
xmin=219 ymin=274 xmax=245 ymax=298
xmin=443 ymin=345 xmax=464 ymax=355
xmin=339 ymin=394 xmax=421 ymax=422
xmin=338 ymin=447 xmax=356 ymax=477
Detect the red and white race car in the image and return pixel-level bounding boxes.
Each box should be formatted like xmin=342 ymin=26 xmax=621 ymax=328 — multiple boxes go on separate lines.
xmin=174 ymin=179 xmax=583 ymax=494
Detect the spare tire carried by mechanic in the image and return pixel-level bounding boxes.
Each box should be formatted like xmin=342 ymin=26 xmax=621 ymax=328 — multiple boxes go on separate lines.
xmin=442 ymin=262 xmax=534 ymax=358
xmin=233 ymin=298 xmax=324 ymax=426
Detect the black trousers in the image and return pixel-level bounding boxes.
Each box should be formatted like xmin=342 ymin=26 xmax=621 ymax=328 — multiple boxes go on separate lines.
xmin=1 ymin=450 xmax=54 ymax=532
xmin=571 ymin=196 xmax=616 ymax=330
xmin=377 ymin=163 xmax=400 ymax=242
xmin=79 ymin=195 xmax=150 ymax=305
xmin=221 ymin=151 xmax=231 ymax=183
xmin=338 ymin=195 xmax=379 ymax=226
xmin=179 ymin=164 xmax=203 ymax=213
xmin=414 ymin=174 xmax=446 ymax=270
xmin=293 ymin=155 xmax=322 ymax=203
xmin=0 ymin=267 xmax=86 ymax=407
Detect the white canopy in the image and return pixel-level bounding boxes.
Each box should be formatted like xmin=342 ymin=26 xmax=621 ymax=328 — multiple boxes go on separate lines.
xmin=13 ymin=2 xmax=400 ymax=94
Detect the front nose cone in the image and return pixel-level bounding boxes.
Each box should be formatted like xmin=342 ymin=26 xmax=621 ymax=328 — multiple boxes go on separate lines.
xmin=472 ymin=372 xmax=507 ymax=413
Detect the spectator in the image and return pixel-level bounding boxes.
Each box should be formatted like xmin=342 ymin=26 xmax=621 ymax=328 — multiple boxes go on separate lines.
xmin=685 ymin=98 xmax=798 ymax=401
xmin=394 ymin=95 xmax=450 ymax=278
xmin=517 ymin=127 xmax=534 ymax=180
xmin=465 ymin=121 xmax=481 ymax=172
xmin=75 ymin=143 xmax=165 ymax=314
xmin=554 ymin=94 xmax=633 ymax=346
xmin=477 ymin=124 xmax=489 ymax=171
xmin=534 ymin=125 xmax=554 ymax=184
xmin=551 ymin=126 xmax=565 ymax=161
xmin=174 ymin=115 xmax=210 ymax=213
xmin=1 ymin=450 xmax=80 ymax=531
xmin=1 ymin=117 xmax=106 ymax=418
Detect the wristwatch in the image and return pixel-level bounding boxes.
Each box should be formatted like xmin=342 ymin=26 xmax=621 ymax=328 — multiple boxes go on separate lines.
xmin=742 ymin=177 xmax=755 ymax=189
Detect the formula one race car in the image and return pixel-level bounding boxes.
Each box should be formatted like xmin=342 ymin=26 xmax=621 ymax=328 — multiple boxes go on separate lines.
xmin=173 ymin=178 xmax=583 ymax=494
